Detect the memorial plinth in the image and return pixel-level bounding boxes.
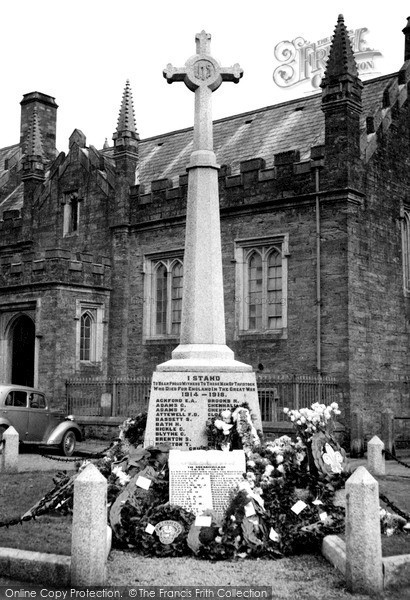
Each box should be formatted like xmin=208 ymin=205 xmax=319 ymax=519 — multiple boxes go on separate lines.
xmin=144 ymin=31 xmax=261 ymax=449
xmin=145 ymin=371 xmax=261 ymax=449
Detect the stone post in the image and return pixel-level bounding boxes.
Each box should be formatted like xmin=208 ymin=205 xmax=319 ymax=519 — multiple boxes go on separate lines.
xmin=345 ymin=466 xmax=383 ymax=594
xmin=0 ymin=426 xmax=19 ymax=472
xmin=367 ymin=435 xmax=385 ymax=476
xmin=71 ymin=463 xmax=107 ymax=586
xmin=381 ymin=409 xmax=395 ymax=458
xmin=350 ymin=411 xmax=364 ymax=457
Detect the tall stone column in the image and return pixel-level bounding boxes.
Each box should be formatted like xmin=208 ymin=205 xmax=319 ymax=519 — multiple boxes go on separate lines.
xmin=144 ymin=32 xmax=261 ymax=449
xmin=159 ymin=31 xmax=247 ymax=371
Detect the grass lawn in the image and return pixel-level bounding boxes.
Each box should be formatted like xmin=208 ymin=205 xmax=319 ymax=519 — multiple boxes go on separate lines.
xmin=0 ymin=469 xmax=72 ymax=555
xmin=378 ymin=475 xmax=410 ymax=556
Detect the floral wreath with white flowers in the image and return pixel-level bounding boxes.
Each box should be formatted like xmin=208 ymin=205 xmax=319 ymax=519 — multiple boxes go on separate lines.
xmin=206 ymin=403 xmax=261 ymax=453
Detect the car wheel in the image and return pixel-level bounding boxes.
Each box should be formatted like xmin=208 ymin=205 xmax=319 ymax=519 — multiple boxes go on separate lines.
xmin=61 ymin=430 xmax=76 ymax=457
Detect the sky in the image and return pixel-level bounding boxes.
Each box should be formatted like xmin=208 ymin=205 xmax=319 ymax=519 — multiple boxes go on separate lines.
xmin=0 ymin=1 xmax=407 ymax=152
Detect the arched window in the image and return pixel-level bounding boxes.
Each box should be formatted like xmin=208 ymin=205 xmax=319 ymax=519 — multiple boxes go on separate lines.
xmin=248 ymin=252 xmax=263 ymax=330
xmin=403 ymin=209 xmax=410 ymax=292
xmin=76 ymin=302 xmax=104 ymax=368
xmin=246 ymin=247 xmax=283 ymax=331
xmin=155 ymin=263 xmax=168 ymax=336
xmin=147 ymin=257 xmax=184 ymax=337
xmin=235 ymin=237 xmax=287 ymax=334
xmin=80 ymin=311 xmax=94 ymax=361
xmin=171 ymin=261 xmax=183 ymax=335
xmin=267 ymin=249 xmax=282 ymax=329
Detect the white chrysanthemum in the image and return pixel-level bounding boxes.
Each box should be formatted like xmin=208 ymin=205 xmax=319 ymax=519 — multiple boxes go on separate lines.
xmin=221 ymin=409 xmax=232 ymax=422
xmin=264 ymin=464 xmax=275 ymax=476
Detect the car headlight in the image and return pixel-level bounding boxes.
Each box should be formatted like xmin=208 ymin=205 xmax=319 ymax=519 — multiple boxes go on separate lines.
xmin=66 ymin=415 xmax=75 ymax=421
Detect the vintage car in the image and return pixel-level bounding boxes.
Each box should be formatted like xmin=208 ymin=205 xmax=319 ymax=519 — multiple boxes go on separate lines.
xmin=0 ymin=384 xmax=82 ymax=456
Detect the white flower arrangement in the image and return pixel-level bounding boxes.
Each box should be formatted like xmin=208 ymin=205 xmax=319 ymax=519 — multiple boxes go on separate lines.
xmin=232 ymin=406 xmax=260 ymax=452
xmin=214 ymin=418 xmax=234 ymax=436
xmin=283 ymin=402 xmax=341 ymax=440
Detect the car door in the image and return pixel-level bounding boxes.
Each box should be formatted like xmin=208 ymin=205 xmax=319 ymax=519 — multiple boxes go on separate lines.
xmin=1 ymin=390 xmax=29 ymax=439
xmin=27 ymin=392 xmax=50 ymax=441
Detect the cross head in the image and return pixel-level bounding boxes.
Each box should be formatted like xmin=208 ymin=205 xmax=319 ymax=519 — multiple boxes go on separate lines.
xmin=163 ymin=30 xmax=243 ymax=93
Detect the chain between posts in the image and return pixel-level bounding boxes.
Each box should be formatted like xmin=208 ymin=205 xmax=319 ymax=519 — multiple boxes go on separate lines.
xmin=0 ymin=443 xmax=117 ymax=528
xmin=379 ymin=493 xmax=410 ymax=522
xmin=0 ymin=476 xmax=74 ymax=529
xmin=37 ymin=441 xmax=116 ymax=462
xmin=378 ymin=450 xmax=410 ymax=520
xmin=382 ymin=449 xmax=410 ymax=469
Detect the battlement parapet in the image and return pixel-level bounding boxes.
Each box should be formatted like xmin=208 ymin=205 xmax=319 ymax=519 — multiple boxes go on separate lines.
xmin=0 ymin=248 xmax=111 ymax=289
xmin=131 ymin=148 xmax=318 ymax=222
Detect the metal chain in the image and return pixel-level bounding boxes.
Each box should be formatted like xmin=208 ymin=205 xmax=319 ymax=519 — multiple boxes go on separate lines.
xmin=1 ymin=442 xmax=117 ymax=527
xmin=0 ymin=477 xmax=74 ymax=529
xmin=37 ymin=453 xmax=80 ymax=462
xmin=383 ymin=449 xmax=410 ymax=469
xmin=37 ymin=441 xmax=116 ymax=462
xmin=379 ymin=493 xmax=410 ymax=521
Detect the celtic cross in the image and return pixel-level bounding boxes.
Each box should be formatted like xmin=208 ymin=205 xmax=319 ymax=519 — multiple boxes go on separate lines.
xmin=163 ymin=30 xmax=243 ymax=153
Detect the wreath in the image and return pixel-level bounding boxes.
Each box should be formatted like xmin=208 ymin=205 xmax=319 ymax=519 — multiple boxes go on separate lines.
xmin=206 ymin=403 xmax=261 ymax=452
xmin=133 ymin=502 xmax=195 ymax=557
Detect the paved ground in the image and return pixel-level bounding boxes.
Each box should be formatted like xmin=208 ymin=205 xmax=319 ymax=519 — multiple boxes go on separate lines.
xmin=16 ymin=439 xmax=113 ymax=472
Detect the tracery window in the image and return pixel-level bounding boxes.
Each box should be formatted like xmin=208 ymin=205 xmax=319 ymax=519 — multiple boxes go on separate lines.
xmin=235 ymin=235 xmax=288 ymax=335
xmin=75 ymin=302 xmax=105 ymax=367
xmin=145 ymin=256 xmax=184 ymax=339
xmin=80 ymin=311 xmax=94 ymax=361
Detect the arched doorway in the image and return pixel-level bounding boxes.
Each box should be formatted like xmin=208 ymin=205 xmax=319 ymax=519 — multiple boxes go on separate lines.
xmin=11 ymin=315 xmax=35 ymax=387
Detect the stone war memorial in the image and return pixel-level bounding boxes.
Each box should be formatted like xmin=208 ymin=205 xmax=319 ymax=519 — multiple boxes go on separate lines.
xmin=143 ymin=29 xmax=262 ymax=517
xmin=144 ymin=30 xmax=262 ymax=451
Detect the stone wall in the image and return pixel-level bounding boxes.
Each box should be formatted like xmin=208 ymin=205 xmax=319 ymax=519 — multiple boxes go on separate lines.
xmin=345 ymin=82 xmax=410 ymax=434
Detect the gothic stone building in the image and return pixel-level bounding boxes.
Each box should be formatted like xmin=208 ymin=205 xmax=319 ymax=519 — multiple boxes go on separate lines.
xmin=0 ymin=16 xmax=409 ymax=442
